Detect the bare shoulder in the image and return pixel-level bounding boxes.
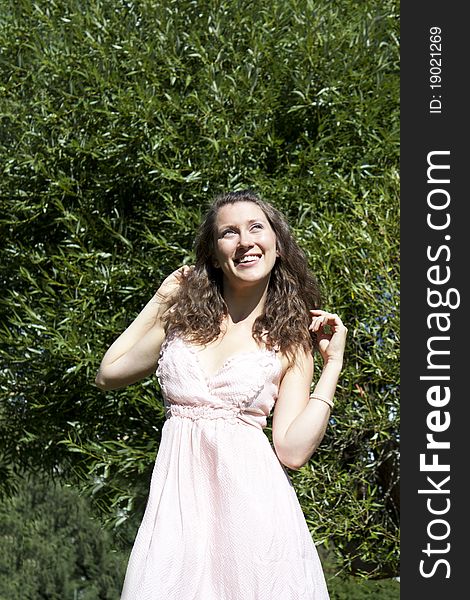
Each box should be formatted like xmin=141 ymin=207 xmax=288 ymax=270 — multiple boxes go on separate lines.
xmin=278 ymin=346 xmax=314 ymax=384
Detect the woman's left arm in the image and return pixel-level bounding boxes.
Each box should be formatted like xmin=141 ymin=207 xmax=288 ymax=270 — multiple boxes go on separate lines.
xmin=272 ymin=311 xmax=347 ymax=470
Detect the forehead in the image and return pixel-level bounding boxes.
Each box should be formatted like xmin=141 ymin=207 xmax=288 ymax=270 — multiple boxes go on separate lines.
xmin=214 ymin=201 xmax=269 ymax=228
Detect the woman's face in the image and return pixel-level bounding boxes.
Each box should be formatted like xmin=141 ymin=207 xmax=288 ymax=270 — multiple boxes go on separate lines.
xmin=212 ymin=201 xmax=278 ymax=288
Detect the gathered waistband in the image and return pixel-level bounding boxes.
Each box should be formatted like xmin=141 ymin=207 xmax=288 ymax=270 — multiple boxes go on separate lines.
xmin=165 ymin=403 xmax=264 ymax=430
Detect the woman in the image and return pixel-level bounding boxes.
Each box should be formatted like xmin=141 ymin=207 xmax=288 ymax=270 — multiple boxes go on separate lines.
xmin=96 ymin=190 xmax=347 ymax=599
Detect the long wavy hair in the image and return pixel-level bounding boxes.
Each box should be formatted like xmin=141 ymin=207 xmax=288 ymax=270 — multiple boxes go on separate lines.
xmin=163 ymin=190 xmax=322 ymax=364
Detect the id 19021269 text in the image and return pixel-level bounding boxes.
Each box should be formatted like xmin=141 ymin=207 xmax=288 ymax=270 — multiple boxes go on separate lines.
xmin=429 ymin=26 xmax=443 ymax=114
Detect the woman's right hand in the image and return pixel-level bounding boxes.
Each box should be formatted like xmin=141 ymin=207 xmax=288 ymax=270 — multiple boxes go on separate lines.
xmin=157 ymin=265 xmax=193 ymax=297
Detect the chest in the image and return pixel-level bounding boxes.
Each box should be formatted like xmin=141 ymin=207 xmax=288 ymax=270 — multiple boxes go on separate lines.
xmin=192 ymin=332 xmax=263 ymax=379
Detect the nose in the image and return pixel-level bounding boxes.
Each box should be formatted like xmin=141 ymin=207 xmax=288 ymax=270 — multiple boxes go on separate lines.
xmin=238 ymin=229 xmax=255 ymax=248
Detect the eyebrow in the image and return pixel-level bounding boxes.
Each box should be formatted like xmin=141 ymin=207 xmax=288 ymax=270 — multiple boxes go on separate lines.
xmin=217 ymin=217 xmax=266 ymax=230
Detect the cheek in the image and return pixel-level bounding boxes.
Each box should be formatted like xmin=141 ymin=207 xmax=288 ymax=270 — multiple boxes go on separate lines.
xmin=215 ymin=240 xmax=233 ymax=260
xmin=261 ymin=231 xmax=277 ymax=251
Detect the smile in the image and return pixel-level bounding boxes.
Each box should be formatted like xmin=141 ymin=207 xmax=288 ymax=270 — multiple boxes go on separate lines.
xmin=233 ymin=254 xmax=262 ymax=266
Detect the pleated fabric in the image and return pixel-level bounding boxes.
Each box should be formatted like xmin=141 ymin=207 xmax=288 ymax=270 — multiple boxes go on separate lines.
xmin=120 ymin=334 xmax=329 ymax=600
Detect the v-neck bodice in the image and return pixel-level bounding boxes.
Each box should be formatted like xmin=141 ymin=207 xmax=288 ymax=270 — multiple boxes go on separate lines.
xmin=156 ymin=334 xmax=282 ymax=430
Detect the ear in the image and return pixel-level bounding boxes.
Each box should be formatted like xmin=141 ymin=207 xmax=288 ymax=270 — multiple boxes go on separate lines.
xmin=212 ymin=258 xmax=220 ymax=268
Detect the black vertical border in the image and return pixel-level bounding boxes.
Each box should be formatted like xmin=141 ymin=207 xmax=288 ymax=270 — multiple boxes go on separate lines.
xmin=401 ymin=3 xmax=467 ymax=598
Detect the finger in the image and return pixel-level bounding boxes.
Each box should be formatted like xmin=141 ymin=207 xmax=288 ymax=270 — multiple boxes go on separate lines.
xmin=312 ymin=316 xmax=326 ymax=332
xmin=322 ymin=313 xmax=344 ymax=327
xmin=309 ymin=317 xmax=322 ymax=331
xmin=309 ymin=310 xmax=346 ymax=333
xmin=177 ymin=265 xmax=194 ymax=279
xmin=310 ymin=309 xmax=336 ymax=324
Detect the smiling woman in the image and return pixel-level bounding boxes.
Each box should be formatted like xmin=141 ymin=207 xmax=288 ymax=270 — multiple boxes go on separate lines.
xmin=95 ymin=189 xmax=348 ymax=600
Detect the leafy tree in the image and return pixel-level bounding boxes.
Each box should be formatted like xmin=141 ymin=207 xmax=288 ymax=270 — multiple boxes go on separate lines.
xmin=0 ymin=474 xmax=127 ymax=599
xmin=0 ymin=0 xmax=399 ymax=578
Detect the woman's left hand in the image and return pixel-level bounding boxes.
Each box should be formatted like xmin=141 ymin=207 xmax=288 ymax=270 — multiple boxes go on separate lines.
xmin=309 ymin=309 xmax=348 ymax=364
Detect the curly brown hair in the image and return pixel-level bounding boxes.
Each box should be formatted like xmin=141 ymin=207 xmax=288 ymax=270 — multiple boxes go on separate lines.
xmin=163 ymin=190 xmax=322 ymax=364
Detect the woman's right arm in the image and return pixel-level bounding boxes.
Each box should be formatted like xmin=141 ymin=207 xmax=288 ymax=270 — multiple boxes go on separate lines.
xmin=94 ymin=267 xmax=186 ymax=391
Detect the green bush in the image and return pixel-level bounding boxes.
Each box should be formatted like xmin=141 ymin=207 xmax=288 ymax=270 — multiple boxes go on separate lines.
xmin=0 ymin=474 xmax=127 ymax=599
xmin=0 ymin=0 xmax=399 ymax=578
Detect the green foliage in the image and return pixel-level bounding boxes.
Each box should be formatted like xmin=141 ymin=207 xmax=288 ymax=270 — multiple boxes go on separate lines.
xmin=0 ymin=0 xmax=399 ymax=579
xmin=322 ymin=544 xmax=400 ymax=598
xmin=0 ymin=474 xmax=127 ymax=599
xmin=327 ymin=571 xmax=400 ymax=600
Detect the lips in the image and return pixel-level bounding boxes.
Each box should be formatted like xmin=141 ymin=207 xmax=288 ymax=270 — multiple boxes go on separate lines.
xmin=233 ymin=254 xmax=262 ymax=266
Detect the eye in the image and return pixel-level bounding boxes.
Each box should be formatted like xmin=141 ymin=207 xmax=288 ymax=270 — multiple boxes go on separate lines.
xmin=220 ymin=228 xmax=236 ymax=237
xmin=251 ymin=223 xmax=264 ymax=230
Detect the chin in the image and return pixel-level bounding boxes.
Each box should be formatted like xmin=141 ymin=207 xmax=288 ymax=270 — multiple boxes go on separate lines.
xmin=234 ymin=269 xmax=272 ymax=283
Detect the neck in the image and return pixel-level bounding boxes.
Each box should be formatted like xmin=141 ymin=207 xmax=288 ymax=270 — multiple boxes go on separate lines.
xmin=222 ymin=277 xmax=269 ymax=324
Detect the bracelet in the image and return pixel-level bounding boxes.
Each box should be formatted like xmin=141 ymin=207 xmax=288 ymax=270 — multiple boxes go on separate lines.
xmin=309 ymin=392 xmax=334 ymax=410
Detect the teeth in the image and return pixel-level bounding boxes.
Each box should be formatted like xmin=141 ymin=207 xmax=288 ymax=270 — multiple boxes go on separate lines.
xmin=238 ymin=255 xmax=260 ymax=264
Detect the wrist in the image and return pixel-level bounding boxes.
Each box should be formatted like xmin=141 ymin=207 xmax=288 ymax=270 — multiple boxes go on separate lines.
xmin=322 ymin=356 xmax=343 ymax=372
xmin=309 ymin=391 xmax=334 ymax=410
